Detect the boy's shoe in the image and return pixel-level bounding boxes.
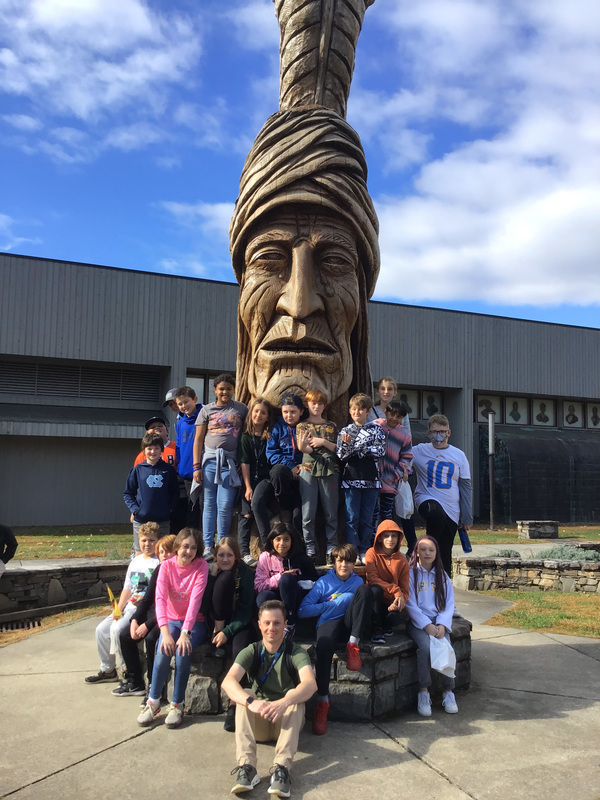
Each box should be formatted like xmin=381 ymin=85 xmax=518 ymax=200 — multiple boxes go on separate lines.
xmin=204 ymin=547 xmax=215 ymax=562
xmin=312 ymin=699 xmax=329 ymax=735
xmin=230 ymin=764 xmax=260 ymax=794
xmin=211 ymin=643 xmax=227 ymax=658
xmin=383 ymin=626 xmax=394 ymax=638
xmin=224 ymin=704 xmax=236 ymax=733
xmin=268 ymin=764 xmax=291 ymax=797
xmin=242 ymin=554 xmax=258 ymax=567
xmin=325 ymin=552 xmax=334 ymax=566
xmin=283 ymin=624 xmax=296 ymax=641
xmin=137 ymin=697 xmax=161 ymax=726
xmin=165 ymin=701 xmax=184 ymax=728
xmin=371 ymin=630 xmax=385 ymax=645
xmin=85 ymin=668 xmax=118 ymax=684
xmin=442 ymin=691 xmax=459 ymax=714
xmin=417 ymin=691 xmax=432 ymax=717
xmin=111 ymin=678 xmax=146 ymax=697
xmin=345 ymin=642 xmax=362 ymax=671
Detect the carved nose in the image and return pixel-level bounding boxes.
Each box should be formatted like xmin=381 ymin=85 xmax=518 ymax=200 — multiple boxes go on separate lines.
xmin=276 ymin=241 xmax=325 ymax=319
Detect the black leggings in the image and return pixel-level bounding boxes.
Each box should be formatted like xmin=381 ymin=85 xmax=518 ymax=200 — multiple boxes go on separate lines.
xmin=315 ymin=584 xmax=372 ymax=696
xmin=418 ymin=499 xmax=458 ymax=576
xmin=256 ymin=572 xmax=301 ymax=626
xmin=209 ymin=569 xmax=258 ymax=657
xmin=119 ymin=623 xmax=161 ymax=684
xmin=251 ymin=465 xmax=300 ymax=546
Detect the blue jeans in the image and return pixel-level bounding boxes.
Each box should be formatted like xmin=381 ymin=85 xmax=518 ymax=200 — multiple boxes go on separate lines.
xmin=343 ymin=487 xmax=379 ymax=556
xmin=202 ymin=459 xmax=238 ymax=550
xmin=150 ymin=619 xmax=206 ymax=704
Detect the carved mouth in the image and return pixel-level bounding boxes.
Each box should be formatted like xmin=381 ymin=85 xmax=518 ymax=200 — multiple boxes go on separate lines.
xmin=261 ymin=337 xmax=336 ymax=356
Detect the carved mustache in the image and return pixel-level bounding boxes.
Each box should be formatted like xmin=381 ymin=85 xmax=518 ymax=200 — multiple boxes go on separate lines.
xmin=259 ymin=316 xmax=337 ymax=355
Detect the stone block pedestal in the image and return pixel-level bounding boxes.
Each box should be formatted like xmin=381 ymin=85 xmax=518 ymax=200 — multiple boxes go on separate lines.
xmin=517 ymin=520 xmax=559 ymax=539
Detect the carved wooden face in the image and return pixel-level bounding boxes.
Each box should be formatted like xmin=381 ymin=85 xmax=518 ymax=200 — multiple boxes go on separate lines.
xmin=240 ymin=211 xmax=360 ymax=405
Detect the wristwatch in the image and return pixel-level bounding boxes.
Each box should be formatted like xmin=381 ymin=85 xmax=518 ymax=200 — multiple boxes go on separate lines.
xmin=182 ymin=628 xmax=192 ymax=636
xmin=245 ymin=696 xmax=254 ymax=707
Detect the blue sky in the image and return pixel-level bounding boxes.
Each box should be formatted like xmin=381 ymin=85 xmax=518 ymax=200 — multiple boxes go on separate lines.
xmin=2 ymin=0 xmax=600 ymax=328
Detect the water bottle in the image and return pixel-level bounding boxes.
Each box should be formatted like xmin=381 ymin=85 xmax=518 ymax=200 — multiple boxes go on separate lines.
xmin=458 ymin=526 xmax=472 ymax=553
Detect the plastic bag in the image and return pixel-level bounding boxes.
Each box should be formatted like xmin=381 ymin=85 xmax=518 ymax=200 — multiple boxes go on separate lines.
xmin=429 ymin=635 xmax=456 ymax=678
xmin=394 ymin=481 xmax=414 ymax=519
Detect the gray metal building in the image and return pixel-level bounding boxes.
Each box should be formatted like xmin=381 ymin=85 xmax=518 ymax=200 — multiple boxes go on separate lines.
xmin=1 ymin=252 xmax=599 ymax=527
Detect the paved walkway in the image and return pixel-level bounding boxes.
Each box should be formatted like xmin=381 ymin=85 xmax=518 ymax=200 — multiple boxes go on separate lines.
xmin=2 ymin=590 xmax=600 ymax=800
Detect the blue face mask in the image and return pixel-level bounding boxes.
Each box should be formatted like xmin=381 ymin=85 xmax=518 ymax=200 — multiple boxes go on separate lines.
xmin=428 ymin=431 xmax=447 ymax=444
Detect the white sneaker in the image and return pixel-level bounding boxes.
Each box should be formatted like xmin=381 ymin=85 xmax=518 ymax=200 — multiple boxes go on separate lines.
xmin=442 ymin=691 xmax=458 ymax=714
xmin=165 ymin=701 xmax=185 ymax=728
xmin=452 ymin=605 xmax=461 ymax=618
xmin=417 ymin=691 xmax=432 ymax=717
xmin=242 ymin=554 xmax=257 ymax=567
xmin=204 ymin=547 xmax=215 ymax=562
xmin=137 ymin=698 xmax=160 ymax=726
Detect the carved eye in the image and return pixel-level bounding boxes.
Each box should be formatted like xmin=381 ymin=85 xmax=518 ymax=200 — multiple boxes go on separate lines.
xmin=320 ymin=250 xmax=356 ymax=277
xmin=248 ymin=248 xmax=288 ymax=275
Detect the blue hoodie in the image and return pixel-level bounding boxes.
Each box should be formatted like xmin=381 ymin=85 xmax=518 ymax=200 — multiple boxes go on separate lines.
xmin=266 ymin=418 xmax=302 ymax=470
xmin=298 ymin=569 xmax=364 ymax=627
xmin=175 ymin=403 xmax=202 ymax=479
xmin=124 ymin=460 xmax=179 ymax=522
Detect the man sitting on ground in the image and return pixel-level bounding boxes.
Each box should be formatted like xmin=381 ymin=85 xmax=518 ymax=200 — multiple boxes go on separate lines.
xmin=222 ymin=599 xmax=317 ymax=797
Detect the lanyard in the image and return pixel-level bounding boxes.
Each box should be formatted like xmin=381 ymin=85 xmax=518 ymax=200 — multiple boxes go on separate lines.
xmin=256 ymin=643 xmax=285 ymax=689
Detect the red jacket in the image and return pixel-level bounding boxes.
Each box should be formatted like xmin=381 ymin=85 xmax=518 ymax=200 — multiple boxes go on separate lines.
xmin=365 ymin=521 xmax=409 ymax=604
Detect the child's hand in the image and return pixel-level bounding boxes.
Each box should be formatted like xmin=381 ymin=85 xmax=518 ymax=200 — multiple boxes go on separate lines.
xmin=341 ymin=431 xmax=352 ymax=443
xmin=160 ymin=631 xmax=176 ymax=656
xmin=212 ymin=631 xmax=227 ymax=648
xmin=245 ymin=487 xmax=253 ymax=502
xmin=436 ymin=625 xmax=446 ymax=638
xmin=210 ymin=562 xmax=220 ymax=577
xmin=292 ymin=465 xmax=301 ymax=479
xmin=131 ymin=622 xmax=148 ymax=640
xmin=311 ymin=436 xmax=325 ymax=448
xmin=193 ymin=468 xmax=203 ymax=483
xmin=176 ymin=630 xmax=192 ymax=656
xmin=296 ymin=429 xmax=311 ymax=453
xmin=424 ymin=623 xmax=438 ymax=637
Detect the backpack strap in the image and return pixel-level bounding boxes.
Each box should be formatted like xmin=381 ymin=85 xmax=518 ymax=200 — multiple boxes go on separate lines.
xmin=247 ymin=640 xmax=263 ymax=684
xmin=247 ymin=639 xmax=300 ymax=688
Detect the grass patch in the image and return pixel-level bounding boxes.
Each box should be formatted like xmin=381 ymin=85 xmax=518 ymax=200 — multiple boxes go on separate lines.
xmin=0 ymin=604 xmax=109 ymax=647
xmin=466 ymin=525 xmax=600 ymax=545
xmin=12 ymin=525 xmax=131 ymax=560
xmin=480 ymin=589 xmax=600 ymax=638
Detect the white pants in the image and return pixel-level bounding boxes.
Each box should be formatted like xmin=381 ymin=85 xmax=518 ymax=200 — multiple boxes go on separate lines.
xmin=95 ymin=605 xmax=135 ymax=673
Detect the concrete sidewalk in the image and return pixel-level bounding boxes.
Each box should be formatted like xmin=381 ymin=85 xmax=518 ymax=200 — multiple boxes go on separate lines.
xmin=2 ymin=590 xmax=600 ymax=800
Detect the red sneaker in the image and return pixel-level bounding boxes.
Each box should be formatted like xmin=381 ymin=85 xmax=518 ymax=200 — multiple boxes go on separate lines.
xmin=345 ymin=642 xmax=362 ymax=671
xmin=312 ymin=699 xmax=330 ymax=735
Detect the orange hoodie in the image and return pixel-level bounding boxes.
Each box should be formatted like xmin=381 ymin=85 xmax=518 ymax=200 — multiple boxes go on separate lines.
xmin=365 ymin=520 xmax=409 ymax=604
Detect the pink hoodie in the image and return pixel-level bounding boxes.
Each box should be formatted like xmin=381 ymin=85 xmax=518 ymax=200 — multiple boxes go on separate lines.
xmin=254 ymin=552 xmax=291 ymax=593
xmin=155 ymin=556 xmax=208 ymax=631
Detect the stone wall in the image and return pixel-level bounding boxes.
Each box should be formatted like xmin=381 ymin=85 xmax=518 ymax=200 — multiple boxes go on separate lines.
xmin=453 ymin=556 xmax=600 ymax=593
xmin=0 ymin=561 xmax=128 ymax=617
xmin=177 ymin=617 xmax=472 ymax=721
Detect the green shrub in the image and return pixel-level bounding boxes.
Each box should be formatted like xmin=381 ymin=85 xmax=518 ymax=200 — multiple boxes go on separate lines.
xmin=488 ymin=549 xmax=522 ymax=558
xmin=537 ymin=545 xmax=600 ymax=561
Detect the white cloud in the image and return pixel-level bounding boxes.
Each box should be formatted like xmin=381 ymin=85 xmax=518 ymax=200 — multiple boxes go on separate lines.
xmin=104 ymin=122 xmax=166 ymax=151
xmin=0 ymin=212 xmax=41 ymax=251
xmin=364 ymin=0 xmax=600 ymax=308
xmin=155 ymin=156 xmax=181 ymax=170
xmin=0 ymin=0 xmax=201 ymax=121
xmin=161 ymin=200 xmax=234 ymax=237
xmin=2 ymin=113 xmax=42 ymax=131
xmin=225 ymin=0 xmax=279 ymax=52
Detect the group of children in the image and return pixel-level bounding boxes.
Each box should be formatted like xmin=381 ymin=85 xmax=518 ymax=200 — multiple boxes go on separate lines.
xmin=86 ymin=375 xmax=467 ymax=747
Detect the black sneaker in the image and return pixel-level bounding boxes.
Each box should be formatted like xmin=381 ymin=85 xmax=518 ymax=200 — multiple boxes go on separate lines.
xmin=325 ymin=552 xmax=334 ymax=566
xmin=268 ymin=764 xmax=291 ymax=797
xmin=383 ymin=627 xmax=394 ymax=638
xmin=230 ymin=764 xmax=260 ymax=793
xmin=224 ymin=704 xmax=236 ymax=733
xmin=112 ymin=679 xmax=146 ymax=697
xmin=85 ymin=669 xmax=119 ymax=684
xmin=371 ymin=630 xmax=385 ymax=644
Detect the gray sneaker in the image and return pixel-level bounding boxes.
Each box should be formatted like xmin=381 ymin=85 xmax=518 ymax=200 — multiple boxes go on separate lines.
xmin=442 ymin=691 xmax=459 ymax=714
xmin=417 ymin=690 xmax=432 ymax=717
xmin=268 ymin=764 xmax=291 ymax=797
xmin=242 ymin=554 xmax=258 ymax=567
xmin=85 ymin=669 xmax=118 ymax=684
xmin=230 ymin=764 xmax=260 ymax=794
xmin=204 ymin=546 xmax=215 ymax=562
xmin=165 ymin=701 xmax=184 ymax=728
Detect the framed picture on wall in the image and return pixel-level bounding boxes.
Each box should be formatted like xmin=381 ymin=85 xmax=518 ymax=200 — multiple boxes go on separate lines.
xmin=476 ymin=394 xmax=501 ymax=423
xmin=563 ymin=401 xmax=583 ymax=428
xmin=422 ymin=391 xmax=442 ymax=419
xmin=586 ymin=403 xmax=600 ymax=429
xmin=504 ymin=397 xmax=528 ymax=425
xmin=532 ymin=398 xmax=555 ymax=426
xmin=396 ymin=389 xmax=419 ymax=418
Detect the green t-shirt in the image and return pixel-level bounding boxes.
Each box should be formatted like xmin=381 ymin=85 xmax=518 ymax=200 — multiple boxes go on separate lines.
xmin=235 ymin=642 xmax=312 ymax=700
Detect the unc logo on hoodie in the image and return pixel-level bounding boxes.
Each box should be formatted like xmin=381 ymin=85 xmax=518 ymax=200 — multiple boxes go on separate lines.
xmin=146 ymin=474 xmax=164 ymax=488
